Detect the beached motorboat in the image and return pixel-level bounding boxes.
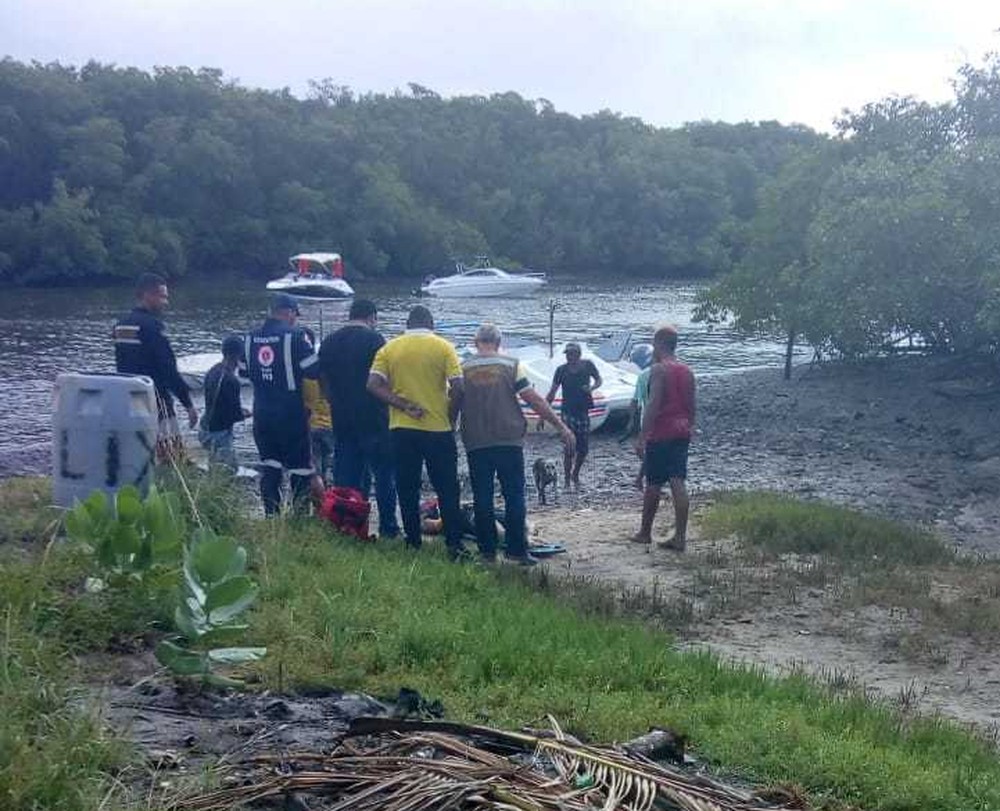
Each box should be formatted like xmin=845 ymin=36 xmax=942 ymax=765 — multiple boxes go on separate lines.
xmin=419 ymin=258 xmax=546 ymax=298
xmin=266 ymin=252 xmax=354 ymax=300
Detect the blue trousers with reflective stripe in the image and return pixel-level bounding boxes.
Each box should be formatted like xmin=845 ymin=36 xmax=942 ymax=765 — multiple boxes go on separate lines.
xmin=253 ymin=409 xmax=312 ymax=515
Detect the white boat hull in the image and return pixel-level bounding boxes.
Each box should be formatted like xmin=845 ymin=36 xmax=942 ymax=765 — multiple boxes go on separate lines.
xmin=266 ymin=274 xmax=354 ymax=300
xmin=421 ymin=278 xmax=545 ymax=298
xmin=177 ymin=353 xmax=253 ymax=391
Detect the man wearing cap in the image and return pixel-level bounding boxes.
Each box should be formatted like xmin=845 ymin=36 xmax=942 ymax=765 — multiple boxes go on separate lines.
xmin=633 ymin=325 xmax=696 ymax=551
xmin=366 ymin=305 xmax=467 ymax=560
xmin=198 ymin=334 xmax=251 ymax=470
xmin=546 ymin=342 xmax=602 ymax=488
xmin=241 ymin=294 xmax=320 ymax=515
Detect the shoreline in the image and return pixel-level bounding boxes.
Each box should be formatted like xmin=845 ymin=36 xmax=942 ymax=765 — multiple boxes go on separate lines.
xmin=527 ymin=353 xmax=1000 ymax=554
xmin=7 ymin=352 xmax=998 ymax=554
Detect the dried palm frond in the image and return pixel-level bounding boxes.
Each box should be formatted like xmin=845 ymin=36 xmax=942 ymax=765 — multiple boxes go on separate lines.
xmin=169 ymin=717 xmax=816 ymax=811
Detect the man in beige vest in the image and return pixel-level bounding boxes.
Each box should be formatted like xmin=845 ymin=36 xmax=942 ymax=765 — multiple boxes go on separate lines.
xmin=455 ymin=323 xmax=575 ymax=564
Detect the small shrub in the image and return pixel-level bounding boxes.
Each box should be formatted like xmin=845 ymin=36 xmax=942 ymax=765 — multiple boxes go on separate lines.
xmin=64 ymin=485 xmax=186 ymax=575
xmin=155 ymin=527 xmax=266 ymax=685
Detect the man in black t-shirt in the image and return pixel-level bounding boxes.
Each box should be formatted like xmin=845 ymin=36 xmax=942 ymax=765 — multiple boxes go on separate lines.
xmin=546 ymin=342 xmax=602 ymax=488
xmin=199 ymin=334 xmax=250 ymax=470
xmin=318 ymin=299 xmax=400 ymax=538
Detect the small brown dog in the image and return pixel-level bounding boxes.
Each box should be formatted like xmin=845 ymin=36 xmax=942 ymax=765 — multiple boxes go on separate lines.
xmin=532 ymin=457 xmax=559 ymax=505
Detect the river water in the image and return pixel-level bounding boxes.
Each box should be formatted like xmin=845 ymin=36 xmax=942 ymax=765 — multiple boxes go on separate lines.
xmin=0 ymin=279 xmax=795 ymax=477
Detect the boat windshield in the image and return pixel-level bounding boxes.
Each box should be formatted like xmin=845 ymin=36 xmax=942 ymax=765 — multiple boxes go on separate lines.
xmin=290 ymin=253 xmax=344 ymax=278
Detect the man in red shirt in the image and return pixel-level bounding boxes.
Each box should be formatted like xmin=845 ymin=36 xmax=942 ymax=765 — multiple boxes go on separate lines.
xmin=633 ymin=325 xmax=696 ymax=551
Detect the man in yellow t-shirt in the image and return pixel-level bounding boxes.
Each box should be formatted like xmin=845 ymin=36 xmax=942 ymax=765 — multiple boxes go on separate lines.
xmin=367 ymin=305 xmax=467 ymax=559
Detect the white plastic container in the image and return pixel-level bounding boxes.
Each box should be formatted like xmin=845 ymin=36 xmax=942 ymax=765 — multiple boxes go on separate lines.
xmin=52 ymin=373 xmax=157 ymax=507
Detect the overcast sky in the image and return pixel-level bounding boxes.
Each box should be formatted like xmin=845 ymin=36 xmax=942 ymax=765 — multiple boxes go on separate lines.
xmin=2 ymin=0 xmax=997 ymax=131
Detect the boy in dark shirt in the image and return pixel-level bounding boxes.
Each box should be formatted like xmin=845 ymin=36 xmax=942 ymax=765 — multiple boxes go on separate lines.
xmin=199 ymin=335 xmax=250 ymax=470
xmin=546 ymin=342 xmax=602 ymax=488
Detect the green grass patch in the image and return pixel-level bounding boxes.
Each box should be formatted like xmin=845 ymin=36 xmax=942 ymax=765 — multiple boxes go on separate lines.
xmin=701 ymin=491 xmax=952 ymax=565
xmin=3 ymin=477 xmax=1000 ymax=810
xmin=0 ymin=476 xmax=61 ymax=546
xmin=0 ymin=559 xmax=130 ymax=811
xmin=240 ymin=517 xmax=1000 ymax=811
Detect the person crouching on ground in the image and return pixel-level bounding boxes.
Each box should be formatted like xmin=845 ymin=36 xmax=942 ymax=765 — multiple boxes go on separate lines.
xmin=545 ymin=342 xmax=601 ymax=489
xmin=455 ymin=323 xmax=576 ymax=565
xmin=366 ymin=305 xmax=468 ymax=560
xmin=633 ymin=325 xmax=696 ymax=551
xmin=199 ymin=334 xmax=250 ymax=470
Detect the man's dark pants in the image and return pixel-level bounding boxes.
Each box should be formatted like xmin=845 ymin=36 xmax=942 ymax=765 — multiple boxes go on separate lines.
xmin=467 ymin=445 xmax=527 ymax=559
xmin=391 ymin=428 xmax=463 ymax=553
xmin=253 ymin=413 xmax=312 ymax=516
xmin=334 ymin=428 xmax=400 ymax=537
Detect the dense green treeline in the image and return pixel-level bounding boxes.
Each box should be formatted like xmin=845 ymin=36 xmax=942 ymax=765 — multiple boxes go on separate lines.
xmin=699 ymin=54 xmax=1000 ymax=373
xmin=0 ymin=58 xmax=821 ymax=284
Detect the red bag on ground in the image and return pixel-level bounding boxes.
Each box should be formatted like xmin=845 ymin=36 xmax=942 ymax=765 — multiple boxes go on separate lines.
xmin=319 ymin=487 xmax=371 ymax=540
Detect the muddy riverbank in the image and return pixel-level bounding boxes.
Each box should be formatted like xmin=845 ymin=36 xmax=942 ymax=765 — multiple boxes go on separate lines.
xmin=519 ymin=354 xmax=1000 ymax=732
xmin=525 ymin=353 xmax=1000 ymax=554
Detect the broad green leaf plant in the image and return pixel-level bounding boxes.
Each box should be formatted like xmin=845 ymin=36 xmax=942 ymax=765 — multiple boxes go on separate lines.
xmin=64 ymin=484 xmax=184 ymax=575
xmin=65 ymin=486 xmax=265 ymax=685
xmin=154 ymin=527 xmax=266 ymax=685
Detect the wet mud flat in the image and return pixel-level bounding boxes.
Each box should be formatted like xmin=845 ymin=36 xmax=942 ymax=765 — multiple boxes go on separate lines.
xmin=525 ymin=354 xmax=1000 ymax=554
xmin=519 ymin=355 xmax=1000 ymax=732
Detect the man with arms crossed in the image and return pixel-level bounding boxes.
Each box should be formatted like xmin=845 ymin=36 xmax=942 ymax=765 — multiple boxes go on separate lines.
xmin=633 ymin=325 xmax=696 ymax=551
xmin=456 ymin=323 xmax=575 ymax=565
xmin=367 ymin=305 xmax=467 ymax=560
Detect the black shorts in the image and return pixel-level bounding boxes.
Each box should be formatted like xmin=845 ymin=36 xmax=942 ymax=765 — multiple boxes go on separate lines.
xmin=562 ymin=411 xmax=590 ymax=455
xmin=645 ymin=439 xmax=689 ymax=486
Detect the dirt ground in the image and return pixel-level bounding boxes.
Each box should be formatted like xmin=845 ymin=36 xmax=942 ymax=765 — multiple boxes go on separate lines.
xmin=519 ymin=354 xmax=1000 ymax=735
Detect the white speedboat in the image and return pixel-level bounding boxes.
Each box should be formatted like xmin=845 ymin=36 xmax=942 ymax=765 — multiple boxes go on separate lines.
xmin=419 ymin=258 xmax=546 ymax=298
xmin=266 ymin=252 xmax=354 ymax=300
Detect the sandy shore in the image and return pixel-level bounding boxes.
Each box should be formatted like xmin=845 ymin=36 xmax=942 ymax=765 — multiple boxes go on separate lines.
xmin=516 ymin=354 xmax=1000 ymax=731
xmin=524 ymin=353 xmax=1000 ymax=554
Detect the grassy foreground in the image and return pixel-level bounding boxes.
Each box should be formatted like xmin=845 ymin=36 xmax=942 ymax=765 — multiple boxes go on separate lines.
xmin=2 ymin=476 xmax=1000 ymax=810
